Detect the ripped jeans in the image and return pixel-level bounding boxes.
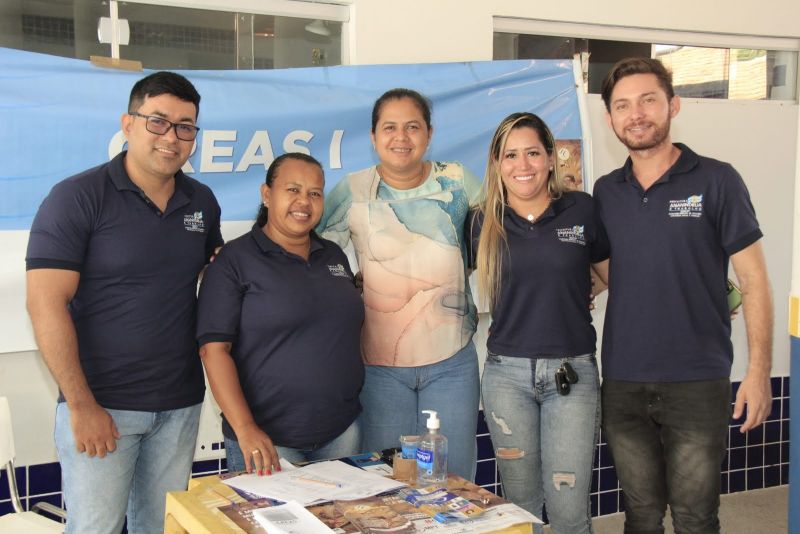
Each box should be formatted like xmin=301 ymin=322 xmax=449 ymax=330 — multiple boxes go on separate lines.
xmin=481 ymin=352 xmax=599 ymax=534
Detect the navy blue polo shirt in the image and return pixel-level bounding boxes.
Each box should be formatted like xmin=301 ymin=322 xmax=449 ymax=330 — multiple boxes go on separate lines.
xmin=26 ymin=151 xmax=223 ymax=411
xmin=196 ymin=225 xmax=365 ymax=449
xmin=468 ymin=191 xmax=609 ymax=357
xmin=593 ymin=143 xmax=762 ymax=382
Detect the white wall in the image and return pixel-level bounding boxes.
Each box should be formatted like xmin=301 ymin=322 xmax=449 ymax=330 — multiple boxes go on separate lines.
xmin=1 ymin=352 xmax=59 ymax=465
xmin=349 ymin=0 xmax=800 ymax=66
xmin=350 ymin=0 xmax=492 ymax=64
xmin=4 ymin=0 xmax=798 ymax=466
xmin=493 ymin=0 xmax=800 ymax=41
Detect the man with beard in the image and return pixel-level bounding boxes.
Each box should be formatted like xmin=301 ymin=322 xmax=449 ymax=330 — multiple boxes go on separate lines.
xmin=591 ymin=57 xmax=773 ymax=534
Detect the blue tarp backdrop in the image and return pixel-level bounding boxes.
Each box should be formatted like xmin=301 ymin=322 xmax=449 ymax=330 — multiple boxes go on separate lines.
xmin=0 ymin=46 xmax=580 ymax=352
xmin=0 ymin=47 xmax=581 ymax=230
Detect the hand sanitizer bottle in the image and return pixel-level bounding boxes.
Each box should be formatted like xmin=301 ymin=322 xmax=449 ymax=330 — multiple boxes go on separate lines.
xmin=416 ymin=410 xmax=448 ymax=488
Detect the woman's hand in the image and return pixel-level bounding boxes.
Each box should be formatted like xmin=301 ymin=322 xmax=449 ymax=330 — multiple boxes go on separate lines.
xmin=354 ymin=271 xmax=364 ymax=292
xmin=199 ymin=342 xmax=282 ymax=476
xmin=236 ymin=422 xmax=281 ymax=476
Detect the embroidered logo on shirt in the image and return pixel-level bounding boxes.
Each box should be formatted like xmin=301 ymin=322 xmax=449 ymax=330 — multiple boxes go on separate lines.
xmin=668 ymin=194 xmax=704 ymax=218
xmin=183 ymin=211 xmax=206 ymax=232
xmin=556 ymin=225 xmax=586 ymax=245
xmin=328 ymin=264 xmax=350 ymax=278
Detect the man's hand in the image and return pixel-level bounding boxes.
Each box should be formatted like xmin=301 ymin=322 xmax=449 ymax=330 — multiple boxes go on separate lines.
xmin=730 ymin=241 xmax=773 ymax=433
xmin=27 ymin=269 xmax=122 ymax=455
xmin=70 ymin=401 xmax=120 ymax=457
xmin=733 ymin=371 xmax=771 ymax=433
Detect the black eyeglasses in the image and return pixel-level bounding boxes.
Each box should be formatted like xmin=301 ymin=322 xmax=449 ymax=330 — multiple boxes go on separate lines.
xmin=129 ymin=112 xmax=200 ymax=141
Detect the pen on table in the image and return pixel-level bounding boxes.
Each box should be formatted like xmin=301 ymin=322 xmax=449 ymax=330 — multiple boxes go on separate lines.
xmin=296 ymin=476 xmax=343 ymax=488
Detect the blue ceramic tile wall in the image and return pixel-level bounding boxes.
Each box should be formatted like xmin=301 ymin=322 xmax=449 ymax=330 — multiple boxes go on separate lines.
xmin=471 ymin=376 xmax=792 ymax=517
xmin=0 ymin=377 xmax=792 ymax=520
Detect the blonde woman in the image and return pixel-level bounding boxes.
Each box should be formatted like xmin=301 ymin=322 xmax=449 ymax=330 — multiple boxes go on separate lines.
xmin=468 ymin=112 xmax=608 ymax=533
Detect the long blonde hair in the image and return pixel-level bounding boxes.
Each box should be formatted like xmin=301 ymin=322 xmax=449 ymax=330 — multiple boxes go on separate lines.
xmin=474 ymin=112 xmax=563 ymax=311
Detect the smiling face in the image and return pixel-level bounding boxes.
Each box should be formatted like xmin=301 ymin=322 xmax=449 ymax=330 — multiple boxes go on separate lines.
xmin=370 ymin=97 xmax=432 ymax=180
xmin=498 ymin=126 xmax=554 ymax=208
xmin=121 ymin=93 xmax=197 ymax=183
xmin=262 ymin=158 xmax=325 ymax=244
xmin=606 ymin=73 xmax=680 ymax=152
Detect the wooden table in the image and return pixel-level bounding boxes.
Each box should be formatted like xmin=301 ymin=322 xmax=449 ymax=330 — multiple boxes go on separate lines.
xmin=164 ymin=475 xmax=247 ymax=533
xmin=165 ymin=475 xmax=533 ymax=534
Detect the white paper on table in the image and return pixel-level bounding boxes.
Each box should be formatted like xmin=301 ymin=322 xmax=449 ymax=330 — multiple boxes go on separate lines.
xmin=223 ymin=460 xmax=407 ymax=506
xmin=278 ymin=457 xmax=298 ymax=471
xmin=360 ymin=462 xmax=394 ymax=476
xmin=225 ymin=471 xmax=326 ymax=506
xmin=467 ymin=503 xmax=543 ymax=526
xmin=298 ymin=460 xmax=406 ymax=500
xmin=408 ymin=503 xmax=543 ymax=533
xmin=251 ymin=500 xmax=334 ymax=534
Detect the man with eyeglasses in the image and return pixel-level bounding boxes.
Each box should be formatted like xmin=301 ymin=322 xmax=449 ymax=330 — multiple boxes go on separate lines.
xmin=25 ymin=71 xmax=222 ymax=534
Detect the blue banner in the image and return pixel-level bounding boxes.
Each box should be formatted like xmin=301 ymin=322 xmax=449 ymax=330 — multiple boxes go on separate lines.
xmin=0 ymin=47 xmax=580 ymax=229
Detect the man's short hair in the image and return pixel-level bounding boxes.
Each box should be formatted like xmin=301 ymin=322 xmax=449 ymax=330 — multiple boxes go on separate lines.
xmin=128 ymin=71 xmax=201 ymax=117
xmin=601 ymin=58 xmax=675 ymax=111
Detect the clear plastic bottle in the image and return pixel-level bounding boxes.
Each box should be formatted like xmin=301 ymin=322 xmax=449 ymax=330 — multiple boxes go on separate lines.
xmin=416 ymin=410 xmax=448 ymax=488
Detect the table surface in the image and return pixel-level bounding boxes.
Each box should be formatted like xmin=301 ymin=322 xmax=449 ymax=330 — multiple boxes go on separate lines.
xmin=165 ymin=474 xmax=534 ymax=534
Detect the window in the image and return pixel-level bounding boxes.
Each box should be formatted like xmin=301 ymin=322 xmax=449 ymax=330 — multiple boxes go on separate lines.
xmin=494 ymin=18 xmax=798 ymax=101
xmin=656 ymin=46 xmax=783 ymax=100
xmin=0 ymin=0 xmax=109 ymax=60
xmin=0 ymin=0 xmax=348 ymax=70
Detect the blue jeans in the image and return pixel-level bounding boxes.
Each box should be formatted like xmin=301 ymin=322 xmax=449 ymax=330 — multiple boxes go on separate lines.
xmin=55 ymin=401 xmax=201 ymax=534
xmin=482 ymin=353 xmax=599 ymax=534
xmin=224 ymin=418 xmax=361 ymax=471
xmin=359 ymin=340 xmax=480 ymax=481
xmin=602 ymin=379 xmax=731 ymax=534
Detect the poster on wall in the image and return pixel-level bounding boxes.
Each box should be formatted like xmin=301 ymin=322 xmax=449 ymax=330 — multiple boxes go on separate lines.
xmin=555 ymin=140 xmax=584 ymax=192
xmin=0 ymin=47 xmax=581 ymax=353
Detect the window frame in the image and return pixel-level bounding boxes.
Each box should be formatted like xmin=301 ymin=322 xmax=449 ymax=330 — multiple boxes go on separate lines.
xmin=493 ymin=17 xmax=800 ymax=102
xmin=107 ymin=0 xmax=352 ymax=64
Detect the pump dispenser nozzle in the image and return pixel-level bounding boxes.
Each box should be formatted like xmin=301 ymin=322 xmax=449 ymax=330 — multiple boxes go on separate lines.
xmin=421 ymin=409 xmax=440 ymax=430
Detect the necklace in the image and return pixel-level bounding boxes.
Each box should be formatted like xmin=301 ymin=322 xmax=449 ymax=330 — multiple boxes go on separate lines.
xmin=526 ymin=198 xmax=552 ymax=223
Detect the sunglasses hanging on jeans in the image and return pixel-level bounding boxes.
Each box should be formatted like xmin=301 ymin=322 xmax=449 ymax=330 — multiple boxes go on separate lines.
xmin=555 ymin=361 xmax=579 ymax=395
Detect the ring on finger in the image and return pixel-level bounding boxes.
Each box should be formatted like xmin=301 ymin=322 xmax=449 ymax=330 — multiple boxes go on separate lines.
xmin=252 ymin=449 xmax=261 ymax=455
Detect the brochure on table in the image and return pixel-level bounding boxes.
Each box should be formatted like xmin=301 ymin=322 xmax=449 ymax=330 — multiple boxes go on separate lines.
xmin=252 ymin=500 xmax=335 ymax=534
xmin=224 ymin=460 xmax=407 ymax=506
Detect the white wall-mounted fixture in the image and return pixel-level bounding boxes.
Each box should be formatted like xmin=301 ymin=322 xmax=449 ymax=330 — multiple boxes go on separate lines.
xmin=97 ymin=17 xmax=130 ymax=46
xmin=97 ymin=1 xmax=129 ymax=58
xmin=304 ymin=19 xmax=330 ymax=36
